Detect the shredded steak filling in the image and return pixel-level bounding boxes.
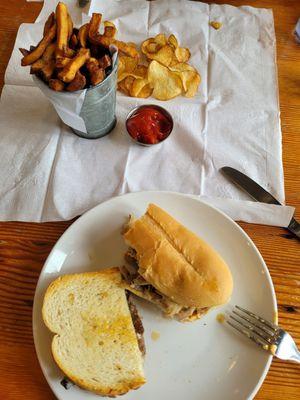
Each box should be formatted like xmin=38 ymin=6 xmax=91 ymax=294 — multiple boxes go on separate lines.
xmin=121 ymin=249 xmax=208 ymax=321
xmin=127 ymin=293 xmax=146 ymax=356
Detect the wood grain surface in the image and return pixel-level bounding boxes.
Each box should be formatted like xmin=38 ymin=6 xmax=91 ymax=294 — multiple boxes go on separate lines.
xmin=0 ymin=1 xmax=299 ymax=399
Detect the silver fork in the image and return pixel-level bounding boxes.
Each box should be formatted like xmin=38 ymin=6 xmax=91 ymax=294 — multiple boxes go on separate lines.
xmin=227 ymin=305 xmax=300 ymax=363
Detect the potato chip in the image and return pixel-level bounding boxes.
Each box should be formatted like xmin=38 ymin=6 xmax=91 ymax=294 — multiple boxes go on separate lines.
xmin=141 ymin=38 xmax=156 ymax=55
xmin=169 ymin=62 xmax=195 ymax=72
xmin=118 ymin=65 xmax=148 ymax=82
xmin=147 ymin=42 xmax=160 ymax=53
xmin=169 ymin=57 xmax=180 ymax=67
xmin=139 ymin=84 xmax=153 ymax=98
xmin=175 ymin=47 xmax=191 ymax=63
xmin=169 ymin=62 xmax=200 ymax=96
xmin=104 ymin=21 xmax=117 ymax=38
xmin=184 ymin=72 xmax=201 ymax=97
xmin=104 ymin=21 xmax=116 ymax=29
xmin=176 ymin=70 xmax=199 ymax=93
xmin=124 ymin=76 xmax=135 ymax=93
xmin=117 ymin=56 xmax=138 ymax=82
xmin=118 ymin=79 xmax=129 ymax=95
xmin=148 ymin=60 xmax=182 ymax=100
xmin=133 ymin=65 xmax=148 ymax=79
xmin=168 ymin=34 xmax=178 ymax=49
xmin=154 ymin=33 xmax=167 ymax=47
xmin=119 ymin=55 xmax=138 ymax=72
xmin=127 ymin=42 xmax=137 ymax=48
xmin=151 ymin=45 xmax=174 ymax=67
xmin=118 ymin=72 xmax=128 ymax=83
xmin=124 ymin=43 xmax=139 ymax=58
xmin=130 ymin=78 xmax=151 ymax=98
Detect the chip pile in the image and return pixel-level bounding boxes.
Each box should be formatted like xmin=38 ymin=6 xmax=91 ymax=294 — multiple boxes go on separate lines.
xmin=118 ymin=33 xmax=201 ymax=101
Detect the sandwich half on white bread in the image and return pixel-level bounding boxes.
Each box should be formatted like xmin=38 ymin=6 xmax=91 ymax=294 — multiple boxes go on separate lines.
xmin=42 ymin=268 xmax=146 ymax=396
xmin=121 ymin=204 xmax=233 ymax=322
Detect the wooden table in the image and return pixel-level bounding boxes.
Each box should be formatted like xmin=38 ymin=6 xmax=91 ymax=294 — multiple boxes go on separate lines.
xmin=0 ymin=1 xmax=299 ymax=399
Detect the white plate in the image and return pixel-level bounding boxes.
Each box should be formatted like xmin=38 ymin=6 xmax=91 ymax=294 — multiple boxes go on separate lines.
xmin=33 ymin=191 xmax=276 ymax=400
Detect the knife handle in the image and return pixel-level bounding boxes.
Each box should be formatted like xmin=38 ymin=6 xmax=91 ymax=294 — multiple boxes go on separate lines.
xmin=288 ymin=218 xmax=300 ymax=240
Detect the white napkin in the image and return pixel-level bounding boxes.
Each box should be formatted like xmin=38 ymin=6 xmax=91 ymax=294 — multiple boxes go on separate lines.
xmin=0 ymin=0 xmax=295 ymax=225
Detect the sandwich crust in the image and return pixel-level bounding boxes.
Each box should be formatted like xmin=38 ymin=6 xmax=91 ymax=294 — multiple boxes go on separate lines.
xmin=123 ymin=204 xmax=233 ymax=309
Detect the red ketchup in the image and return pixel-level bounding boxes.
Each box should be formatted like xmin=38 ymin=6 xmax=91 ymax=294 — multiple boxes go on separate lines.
xmin=126 ymin=105 xmax=173 ymax=145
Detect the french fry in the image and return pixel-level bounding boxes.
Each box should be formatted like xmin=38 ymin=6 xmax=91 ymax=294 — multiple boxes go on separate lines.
xmin=91 ymin=67 xmax=105 ymax=86
xmin=30 ymin=59 xmax=45 ymax=75
xmin=19 ymin=48 xmax=29 ymax=57
xmin=78 ymin=23 xmax=89 ymax=47
xmin=56 ymin=2 xmax=69 ymax=58
xmin=70 ymin=33 xmax=78 ymax=49
xmin=94 ymin=35 xmax=139 ymax=58
xmin=88 ymin=13 xmax=138 ymax=58
xmin=88 ymin=13 xmax=102 ymax=38
xmin=86 ymin=59 xmax=105 ymax=86
xmin=63 ymin=47 xmax=76 ymax=58
xmin=42 ymin=42 xmax=56 ymax=61
xmin=30 ymin=59 xmax=56 ymax=82
xmin=21 ymin=23 xmax=56 ymax=66
xmin=67 ymin=13 xmax=73 ymax=41
xmin=40 ymin=60 xmax=56 ymax=82
xmin=43 ymin=12 xmax=55 ymax=36
xmin=98 ymin=54 xmax=111 ymax=69
xmin=49 ymin=79 xmax=65 ymax=91
xmin=89 ymin=57 xmax=99 ymax=64
xmin=56 ymin=57 xmax=72 ymax=68
xmin=89 ymin=44 xmax=101 ymax=58
xmin=92 ymin=69 xmax=105 ymax=86
xmin=116 ymin=39 xmax=139 ymax=58
xmin=66 ymin=71 xmax=86 ymax=91
xmin=58 ymin=48 xmax=90 ymax=82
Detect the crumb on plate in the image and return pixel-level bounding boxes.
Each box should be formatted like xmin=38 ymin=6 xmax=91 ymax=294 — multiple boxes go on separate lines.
xmin=216 ymin=313 xmax=225 ymax=323
xmin=151 ymin=330 xmax=160 ymax=341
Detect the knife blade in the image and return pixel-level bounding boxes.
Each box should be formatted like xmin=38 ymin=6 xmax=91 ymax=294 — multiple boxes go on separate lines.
xmin=221 ymin=166 xmax=300 ymax=240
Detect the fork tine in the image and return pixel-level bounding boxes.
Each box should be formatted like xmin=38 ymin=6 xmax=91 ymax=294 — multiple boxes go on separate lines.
xmin=235 ymin=305 xmax=278 ymax=332
xmin=227 ymin=320 xmax=268 ymax=349
xmin=232 ymin=310 xmax=275 ymax=338
xmin=229 ymin=314 xmax=272 ymax=344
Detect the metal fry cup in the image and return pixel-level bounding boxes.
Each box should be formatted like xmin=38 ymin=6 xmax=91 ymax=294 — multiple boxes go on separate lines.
xmin=33 ymin=47 xmax=118 ymax=139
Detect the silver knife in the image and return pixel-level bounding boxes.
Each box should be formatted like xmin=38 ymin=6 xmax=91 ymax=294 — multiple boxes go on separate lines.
xmin=221 ymin=166 xmax=300 ymax=240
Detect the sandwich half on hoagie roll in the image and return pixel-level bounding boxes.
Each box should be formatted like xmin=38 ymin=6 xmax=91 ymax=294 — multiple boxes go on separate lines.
xmin=120 ymin=204 xmax=233 ymax=322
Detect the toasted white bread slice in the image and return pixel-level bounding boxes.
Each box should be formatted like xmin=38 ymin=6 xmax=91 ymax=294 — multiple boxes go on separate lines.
xmin=42 ymin=268 xmax=146 ymax=396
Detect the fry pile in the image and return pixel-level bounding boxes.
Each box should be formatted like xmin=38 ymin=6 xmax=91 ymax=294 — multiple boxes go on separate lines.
xmin=20 ymin=2 xmax=135 ymax=92
xmin=118 ymin=33 xmax=201 ymax=100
